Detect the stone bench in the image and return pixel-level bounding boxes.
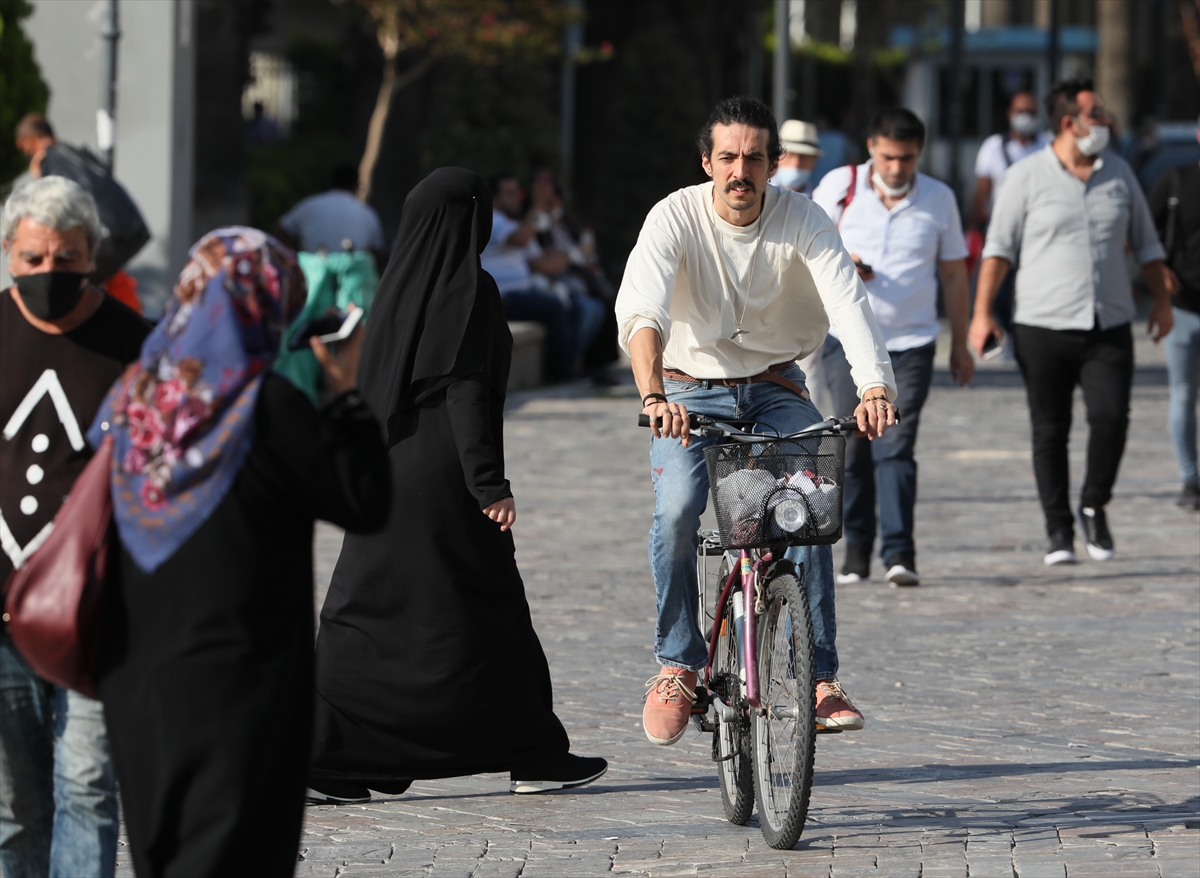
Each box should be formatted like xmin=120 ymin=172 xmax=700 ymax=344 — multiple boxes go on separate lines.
xmin=507 ymin=321 xmax=546 ymax=390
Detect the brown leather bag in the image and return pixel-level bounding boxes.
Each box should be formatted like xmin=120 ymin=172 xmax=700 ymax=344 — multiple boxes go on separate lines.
xmin=3 ymin=435 xmax=114 ymax=699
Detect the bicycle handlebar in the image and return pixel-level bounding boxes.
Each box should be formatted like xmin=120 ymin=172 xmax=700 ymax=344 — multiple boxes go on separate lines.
xmin=637 ymin=412 xmax=870 ymax=439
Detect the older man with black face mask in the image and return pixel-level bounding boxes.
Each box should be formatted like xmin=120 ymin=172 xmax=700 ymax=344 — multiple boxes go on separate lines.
xmin=971 ymin=79 xmax=1174 ymax=567
xmin=0 ymin=176 xmax=148 ymax=878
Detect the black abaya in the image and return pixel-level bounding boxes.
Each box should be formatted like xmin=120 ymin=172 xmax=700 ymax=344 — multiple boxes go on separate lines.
xmin=99 ymin=375 xmax=389 ymax=877
xmin=310 ymin=168 xmax=571 ymax=783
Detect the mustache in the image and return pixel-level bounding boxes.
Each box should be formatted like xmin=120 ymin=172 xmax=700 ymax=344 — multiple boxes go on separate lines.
xmin=723 ymin=178 xmax=757 ymax=195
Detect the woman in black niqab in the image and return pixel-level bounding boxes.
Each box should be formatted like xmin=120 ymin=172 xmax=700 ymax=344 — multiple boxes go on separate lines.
xmin=310 ymin=168 xmax=607 ymax=801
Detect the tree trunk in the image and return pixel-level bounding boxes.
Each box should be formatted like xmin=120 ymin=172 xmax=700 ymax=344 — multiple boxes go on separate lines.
xmin=356 ymin=53 xmax=437 ymax=203
xmin=1096 ymin=0 xmax=1131 ymax=130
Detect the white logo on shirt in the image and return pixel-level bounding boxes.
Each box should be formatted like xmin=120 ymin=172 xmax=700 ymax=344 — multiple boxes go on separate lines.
xmin=0 ymin=369 xmax=84 ymax=568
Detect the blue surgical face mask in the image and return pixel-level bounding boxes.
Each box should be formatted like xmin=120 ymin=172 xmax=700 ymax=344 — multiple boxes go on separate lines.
xmin=773 ymin=166 xmax=811 ymax=191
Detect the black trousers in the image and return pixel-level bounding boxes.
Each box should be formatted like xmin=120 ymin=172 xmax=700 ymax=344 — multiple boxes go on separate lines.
xmin=1012 ymin=321 xmax=1134 ymax=539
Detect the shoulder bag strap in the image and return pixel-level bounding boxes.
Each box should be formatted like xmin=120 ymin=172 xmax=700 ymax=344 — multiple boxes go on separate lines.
xmin=836 ymin=164 xmax=858 ymax=228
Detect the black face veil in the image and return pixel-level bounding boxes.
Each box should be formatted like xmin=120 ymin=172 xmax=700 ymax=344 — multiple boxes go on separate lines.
xmin=357 ymin=167 xmax=509 ymax=446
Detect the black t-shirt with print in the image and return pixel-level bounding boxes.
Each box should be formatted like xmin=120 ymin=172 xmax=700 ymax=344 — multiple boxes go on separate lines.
xmin=0 ymin=288 xmax=149 ymax=584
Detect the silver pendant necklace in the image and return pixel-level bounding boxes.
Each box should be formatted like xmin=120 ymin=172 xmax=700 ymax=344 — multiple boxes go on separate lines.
xmin=710 ymin=194 xmax=765 ymax=343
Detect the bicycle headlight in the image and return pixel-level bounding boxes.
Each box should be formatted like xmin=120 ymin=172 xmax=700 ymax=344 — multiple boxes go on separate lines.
xmin=771 ymin=498 xmax=807 ymax=533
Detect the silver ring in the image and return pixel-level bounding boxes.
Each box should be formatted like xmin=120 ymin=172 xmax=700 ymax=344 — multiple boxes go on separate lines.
xmin=876 ymin=402 xmax=888 ymax=409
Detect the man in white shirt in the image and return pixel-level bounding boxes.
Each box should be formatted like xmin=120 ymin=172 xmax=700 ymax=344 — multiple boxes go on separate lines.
xmin=813 ymin=108 xmax=973 ymax=588
xmin=968 ymin=91 xmax=1047 ymax=231
xmin=480 ymin=174 xmax=576 ymax=380
xmin=616 ymin=97 xmax=898 ymax=747
xmin=278 ymin=164 xmax=387 ymax=268
xmin=769 ymin=119 xmax=823 ymax=196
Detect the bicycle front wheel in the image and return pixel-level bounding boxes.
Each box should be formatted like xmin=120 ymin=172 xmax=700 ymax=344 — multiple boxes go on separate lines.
xmin=712 ymin=558 xmax=753 ymax=825
xmin=751 ymin=573 xmax=816 ymax=850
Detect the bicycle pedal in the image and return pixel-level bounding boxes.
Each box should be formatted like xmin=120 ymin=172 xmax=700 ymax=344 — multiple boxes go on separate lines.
xmin=691 ymin=684 xmax=712 ymax=714
xmin=815 ymin=724 xmax=843 ymax=734
xmin=692 ymin=715 xmax=716 ymax=734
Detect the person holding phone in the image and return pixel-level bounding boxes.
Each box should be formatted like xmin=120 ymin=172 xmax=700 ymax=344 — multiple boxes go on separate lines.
xmin=92 ymin=228 xmax=390 ymax=876
xmin=812 ymin=108 xmax=974 ymax=587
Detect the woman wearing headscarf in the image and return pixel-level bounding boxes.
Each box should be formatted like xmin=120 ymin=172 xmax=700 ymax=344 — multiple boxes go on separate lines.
xmin=89 ymin=228 xmax=390 ymax=876
xmin=308 ymin=168 xmax=606 ymax=803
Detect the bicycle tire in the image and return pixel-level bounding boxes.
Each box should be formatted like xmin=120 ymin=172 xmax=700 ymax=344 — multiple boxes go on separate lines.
xmin=751 ymin=572 xmax=816 ymax=850
xmin=712 ymin=557 xmax=753 ymax=825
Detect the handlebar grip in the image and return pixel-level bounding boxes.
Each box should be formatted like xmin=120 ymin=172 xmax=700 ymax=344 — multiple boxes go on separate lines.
xmin=637 ymin=412 xmax=708 ymax=429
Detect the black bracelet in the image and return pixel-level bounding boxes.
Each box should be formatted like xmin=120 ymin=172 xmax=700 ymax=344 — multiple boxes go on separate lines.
xmin=642 ymin=392 xmax=669 ymax=407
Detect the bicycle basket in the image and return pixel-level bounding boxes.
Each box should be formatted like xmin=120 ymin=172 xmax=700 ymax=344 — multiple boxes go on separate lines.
xmin=703 ymin=435 xmax=846 ymax=549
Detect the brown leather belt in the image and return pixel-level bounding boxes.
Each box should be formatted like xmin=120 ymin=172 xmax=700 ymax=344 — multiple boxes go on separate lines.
xmin=663 ymin=363 xmax=810 ymax=400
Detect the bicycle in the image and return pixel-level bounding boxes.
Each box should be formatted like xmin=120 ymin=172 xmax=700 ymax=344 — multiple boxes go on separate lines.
xmin=638 ymin=411 xmax=861 ymax=849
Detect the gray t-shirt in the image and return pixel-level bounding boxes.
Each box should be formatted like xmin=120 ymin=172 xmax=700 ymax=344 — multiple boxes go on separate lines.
xmin=982 ymin=146 xmax=1165 ymax=331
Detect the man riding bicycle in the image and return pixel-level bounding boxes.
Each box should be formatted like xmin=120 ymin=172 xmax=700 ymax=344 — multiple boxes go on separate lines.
xmin=616 ymin=97 xmax=898 ymax=746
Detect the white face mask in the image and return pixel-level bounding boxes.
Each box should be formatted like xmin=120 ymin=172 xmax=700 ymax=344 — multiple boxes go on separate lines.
xmin=1010 ymin=112 xmax=1038 ymax=137
xmin=1073 ymin=119 xmax=1110 ymax=156
xmin=773 ymin=166 xmax=812 ymax=191
xmin=871 ymin=171 xmax=912 ymax=199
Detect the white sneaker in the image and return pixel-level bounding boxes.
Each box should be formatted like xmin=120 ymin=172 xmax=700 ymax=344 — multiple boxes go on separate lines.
xmin=1044 ymin=548 xmax=1078 ymax=566
xmin=835 ymin=571 xmax=867 ymax=584
xmin=883 ymin=553 xmax=919 ymax=587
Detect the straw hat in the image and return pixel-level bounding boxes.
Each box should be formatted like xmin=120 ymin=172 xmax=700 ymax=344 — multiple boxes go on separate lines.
xmin=779 ymin=119 xmax=822 ymax=156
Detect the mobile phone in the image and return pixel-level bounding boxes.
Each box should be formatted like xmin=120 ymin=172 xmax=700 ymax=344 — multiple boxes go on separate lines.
xmin=980 ymin=329 xmax=1006 ymax=361
xmin=853 ymin=259 xmax=873 ymax=275
xmin=287 ymin=308 xmax=362 ymax=350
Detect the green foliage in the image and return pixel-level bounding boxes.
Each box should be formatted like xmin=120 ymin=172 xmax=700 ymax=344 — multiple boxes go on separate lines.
xmin=417 ymin=55 xmax=560 ymax=183
xmin=246 ymin=134 xmax=351 ymax=231
xmin=0 ymin=0 xmax=49 ymax=187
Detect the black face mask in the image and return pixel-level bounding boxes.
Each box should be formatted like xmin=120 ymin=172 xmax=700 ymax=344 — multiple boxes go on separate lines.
xmin=13 ymin=271 xmax=89 ymax=321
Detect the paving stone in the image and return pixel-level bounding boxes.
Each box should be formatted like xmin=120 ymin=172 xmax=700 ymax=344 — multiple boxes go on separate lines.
xmin=119 ymin=331 xmax=1200 ymax=876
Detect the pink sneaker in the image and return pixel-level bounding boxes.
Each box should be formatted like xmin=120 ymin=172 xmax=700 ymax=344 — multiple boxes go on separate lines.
xmin=816 ymin=680 xmax=865 ymax=731
xmin=642 ymin=667 xmax=698 ymax=745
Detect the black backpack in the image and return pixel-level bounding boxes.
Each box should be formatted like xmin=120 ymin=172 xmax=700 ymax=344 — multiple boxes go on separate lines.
xmin=39 ymin=143 xmax=151 ymax=283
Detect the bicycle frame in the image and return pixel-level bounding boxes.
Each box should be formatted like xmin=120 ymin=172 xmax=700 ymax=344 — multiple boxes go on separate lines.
xmin=704 ymin=547 xmax=775 ymax=709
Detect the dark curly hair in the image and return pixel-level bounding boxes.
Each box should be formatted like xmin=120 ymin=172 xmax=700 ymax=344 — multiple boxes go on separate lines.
xmin=696 ymin=96 xmax=782 ymax=162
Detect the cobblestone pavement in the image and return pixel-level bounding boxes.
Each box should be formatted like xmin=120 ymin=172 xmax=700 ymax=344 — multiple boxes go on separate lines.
xmin=119 ymin=333 xmax=1200 ymax=877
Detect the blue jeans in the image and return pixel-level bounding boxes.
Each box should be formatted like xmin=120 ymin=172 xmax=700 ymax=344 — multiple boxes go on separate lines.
xmin=502 ymin=289 xmax=575 ymax=380
xmin=821 ymin=337 xmax=935 ymax=561
xmin=649 ymin=364 xmax=838 ymax=680
xmin=0 ymin=632 xmax=118 ymax=878
xmin=572 ymin=293 xmax=606 ymax=367
xmin=1166 ymin=306 xmax=1200 ymax=484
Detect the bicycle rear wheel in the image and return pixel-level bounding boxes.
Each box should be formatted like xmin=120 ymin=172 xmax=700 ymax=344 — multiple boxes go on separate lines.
xmin=751 ymin=573 xmax=816 ymax=849
xmin=712 ymin=558 xmax=753 ymax=825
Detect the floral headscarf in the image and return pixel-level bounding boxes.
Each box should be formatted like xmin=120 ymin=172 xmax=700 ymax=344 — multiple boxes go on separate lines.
xmin=87 ymin=227 xmax=305 ymax=572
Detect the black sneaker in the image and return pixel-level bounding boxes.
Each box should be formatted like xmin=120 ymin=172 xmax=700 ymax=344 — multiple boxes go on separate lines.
xmin=883 ymin=552 xmax=919 ymax=587
xmin=1079 ymin=506 xmax=1114 ymax=561
xmin=1177 ymin=481 xmax=1200 ymax=511
xmin=510 ymin=754 xmax=608 ymax=794
xmin=836 ymin=542 xmax=871 ymax=584
xmin=1044 ymin=531 xmax=1078 ymax=566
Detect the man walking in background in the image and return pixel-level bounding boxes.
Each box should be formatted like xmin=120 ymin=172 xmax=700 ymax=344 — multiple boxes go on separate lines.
xmin=813 ymin=108 xmax=974 ymax=587
xmin=1148 ymin=122 xmax=1200 ymax=511
xmin=971 ymin=79 xmax=1175 ymax=565
xmin=769 ymin=119 xmax=823 ymax=196
xmin=968 ymin=91 xmax=1046 ymax=232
